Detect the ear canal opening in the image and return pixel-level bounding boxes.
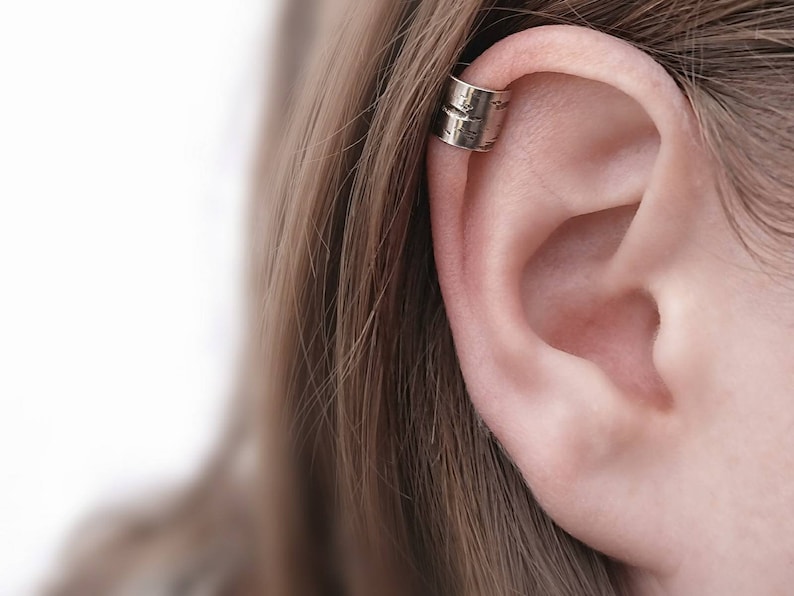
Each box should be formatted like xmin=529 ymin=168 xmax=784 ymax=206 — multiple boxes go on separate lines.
xmin=522 ymin=204 xmax=672 ymax=409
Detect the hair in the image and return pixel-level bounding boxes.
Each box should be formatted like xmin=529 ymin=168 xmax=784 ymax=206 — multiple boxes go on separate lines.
xmin=45 ymin=1 xmax=794 ymax=595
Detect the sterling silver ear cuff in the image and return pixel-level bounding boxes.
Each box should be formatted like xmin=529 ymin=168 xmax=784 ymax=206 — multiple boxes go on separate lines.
xmin=432 ymin=74 xmax=512 ymax=152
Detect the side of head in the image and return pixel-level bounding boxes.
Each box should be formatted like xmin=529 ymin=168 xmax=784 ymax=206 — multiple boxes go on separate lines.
xmin=427 ymin=23 xmax=794 ymax=593
xmin=257 ymin=2 xmax=794 ymax=595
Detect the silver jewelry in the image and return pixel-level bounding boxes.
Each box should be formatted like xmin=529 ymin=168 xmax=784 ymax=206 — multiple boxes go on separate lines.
xmin=432 ymin=74 xmax=512 ymax=152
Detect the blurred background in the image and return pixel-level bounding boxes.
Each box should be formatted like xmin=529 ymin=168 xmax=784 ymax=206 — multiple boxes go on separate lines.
xmin=0 ymin=1 xmax=277 ymax=592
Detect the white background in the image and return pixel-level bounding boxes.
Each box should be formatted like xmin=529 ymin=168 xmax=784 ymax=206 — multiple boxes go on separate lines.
xmin=0 ymin=1 xmax=277 ymax=593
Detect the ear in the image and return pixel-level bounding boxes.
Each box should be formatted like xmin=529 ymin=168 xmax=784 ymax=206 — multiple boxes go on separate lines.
xmin=427 ymin=25 xmax=725 ymax=574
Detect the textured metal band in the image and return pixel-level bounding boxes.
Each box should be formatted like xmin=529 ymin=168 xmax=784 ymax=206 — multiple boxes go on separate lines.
xmin=432 ymin=75 xmax=512 ymax=152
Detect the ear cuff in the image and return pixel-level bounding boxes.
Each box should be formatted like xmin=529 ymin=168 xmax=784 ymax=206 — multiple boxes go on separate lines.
xmin=432 ymin=73 xmax=512 ymax=152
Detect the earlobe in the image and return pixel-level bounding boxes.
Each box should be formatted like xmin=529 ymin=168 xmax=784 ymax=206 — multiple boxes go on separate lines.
xmin=427 ymin=25 xmax=718 ymax=573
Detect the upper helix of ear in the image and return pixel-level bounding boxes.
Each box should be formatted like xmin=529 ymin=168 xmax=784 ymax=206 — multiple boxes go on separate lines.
xmin=504 ymin=74 xmax=659 ymax=213
xmin=522 ymin=204 xmax=672 ymax=409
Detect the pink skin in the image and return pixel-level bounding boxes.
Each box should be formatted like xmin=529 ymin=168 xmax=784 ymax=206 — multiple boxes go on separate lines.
xmin=427 ymin=25 xmax=794 ymax=595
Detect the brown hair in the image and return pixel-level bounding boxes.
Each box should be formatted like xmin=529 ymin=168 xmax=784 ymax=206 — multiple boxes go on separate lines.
xmin=46 ymin=1 xmax=794 ymax=595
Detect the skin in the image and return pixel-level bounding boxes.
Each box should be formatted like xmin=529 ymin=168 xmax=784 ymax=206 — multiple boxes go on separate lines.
xmin=427 ymin=25 xmax=794 ymax=595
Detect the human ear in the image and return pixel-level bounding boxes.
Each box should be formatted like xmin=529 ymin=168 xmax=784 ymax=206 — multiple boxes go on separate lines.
xmin=426 ymin=25 xmax=726 ymax=573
